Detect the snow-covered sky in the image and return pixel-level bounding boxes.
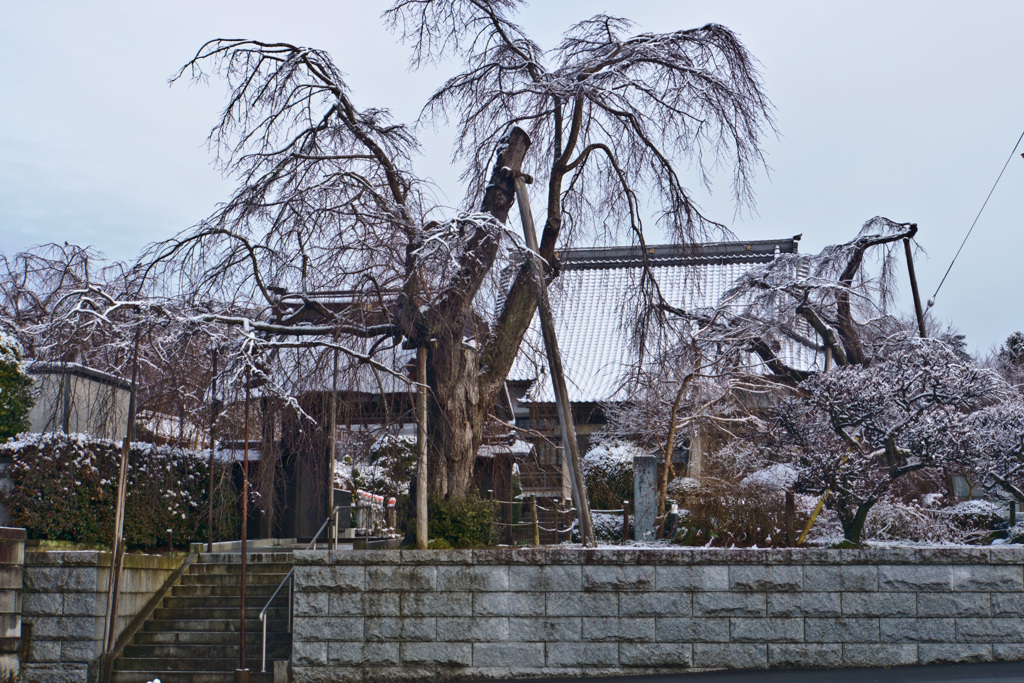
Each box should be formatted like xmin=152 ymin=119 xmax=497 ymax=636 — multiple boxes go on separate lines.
xmin=2 ymin=1 xmax=1022 ymax=353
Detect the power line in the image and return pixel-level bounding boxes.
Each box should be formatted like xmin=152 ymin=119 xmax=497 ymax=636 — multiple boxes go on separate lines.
xmin=928 ymin=127 xmax=1024 ymax=308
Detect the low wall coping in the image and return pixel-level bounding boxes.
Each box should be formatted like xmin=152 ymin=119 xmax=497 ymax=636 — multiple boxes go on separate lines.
xmin=26 ymin=550 xmax=185 ymax=571
xmin=293 ymin=546 xmax=1024 ymax=566
xmin=0 ymin=528 xmax=26 ymax=542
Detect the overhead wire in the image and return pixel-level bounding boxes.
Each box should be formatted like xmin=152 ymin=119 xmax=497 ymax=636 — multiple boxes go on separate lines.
xmin=929 ymin=127 xmax=1024 ymax=307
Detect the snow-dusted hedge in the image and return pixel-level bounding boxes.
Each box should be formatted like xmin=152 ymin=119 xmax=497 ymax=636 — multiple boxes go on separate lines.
xmin=0 ymin=331 xmax=32 ymax=443
xmin=583 ymin=441 xmax=645 ymax=511
xmin=0 ymin=432 xmax=208 ymax=548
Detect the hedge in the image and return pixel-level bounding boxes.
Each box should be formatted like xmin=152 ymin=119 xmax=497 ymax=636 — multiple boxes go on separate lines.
xmin=0 ymin=432 xmax=210 ymax=548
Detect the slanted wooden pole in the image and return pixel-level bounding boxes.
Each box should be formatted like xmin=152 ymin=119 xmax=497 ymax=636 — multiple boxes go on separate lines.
xmin=415 ymin=346 xmax=428 ymax=550
xmin=100 ymin=329 xmax=140 ymax=683
xmin=513 ymin=176 xmax=596 ymax=547
xmin=904 ymin=237 xmax=927 ymax=338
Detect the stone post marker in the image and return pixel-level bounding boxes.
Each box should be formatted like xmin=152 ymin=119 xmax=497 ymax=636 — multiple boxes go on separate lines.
xmin=633 ymin=454 xmax=657 ymax=541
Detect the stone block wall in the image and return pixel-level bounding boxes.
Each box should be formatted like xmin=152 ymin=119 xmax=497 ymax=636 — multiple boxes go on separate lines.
xmin=22 ymin=550 xmax=184 ymax=683
xmin=291 ymin=546 xmax=1024 ymax=681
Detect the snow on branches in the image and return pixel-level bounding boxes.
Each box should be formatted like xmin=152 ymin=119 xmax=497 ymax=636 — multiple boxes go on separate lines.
xmin=771 ymin=336 xmax=1011 ymax=544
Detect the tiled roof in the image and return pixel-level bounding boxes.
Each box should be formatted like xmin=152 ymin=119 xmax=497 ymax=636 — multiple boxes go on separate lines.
xmin=508 ymin=237 xmax=820 ymax=404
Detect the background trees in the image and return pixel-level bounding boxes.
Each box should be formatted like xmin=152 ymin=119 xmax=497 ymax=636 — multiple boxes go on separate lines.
xmin=768 ymin=337 xmax=1010 ymax=545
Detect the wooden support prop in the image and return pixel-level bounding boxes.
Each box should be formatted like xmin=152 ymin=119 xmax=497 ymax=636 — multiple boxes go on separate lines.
xmin=785 ymin=492 xmax=796 ymax=546
xmin=622 ymin=500 xmax=631 ymax=543
xmin=415 ymin=347 xmax=428 ymax=550
xmin=513 ymin=176 xmax=596 ymax=547
xmin=100 ymin=331 xmax=140 ymax=683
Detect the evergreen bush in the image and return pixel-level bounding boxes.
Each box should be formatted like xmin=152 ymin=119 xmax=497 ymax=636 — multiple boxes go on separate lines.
xmin=427 ymin=495 xmax=498 ymax=548
xmin=0 ymin=432 xmax=209 ymax=548
xmin=0 ymin=332 xmax=33 ymax=444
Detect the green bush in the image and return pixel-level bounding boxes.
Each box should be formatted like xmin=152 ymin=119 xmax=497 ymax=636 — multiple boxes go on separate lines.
xmin=0 ymin=432 xmax=209 ymax=548
xmin=0 ymin=333 xmax=33 ymax=444
xmin=427 ymin=495 xmax=498 ymax=548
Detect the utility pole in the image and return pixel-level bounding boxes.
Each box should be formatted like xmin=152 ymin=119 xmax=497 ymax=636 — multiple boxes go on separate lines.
xmin=903 ymin=235 xmax=927 ymax=338
xmin=512 ymin=175 xmax=596 ymax=547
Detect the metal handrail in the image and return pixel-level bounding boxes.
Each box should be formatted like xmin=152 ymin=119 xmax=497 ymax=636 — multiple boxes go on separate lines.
xmin=259 ymin=504 xmax=367 ymax=673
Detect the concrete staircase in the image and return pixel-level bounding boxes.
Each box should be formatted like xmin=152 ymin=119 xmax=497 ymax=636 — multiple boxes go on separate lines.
xmin=112 ymin=551 xmax=294 ymax=683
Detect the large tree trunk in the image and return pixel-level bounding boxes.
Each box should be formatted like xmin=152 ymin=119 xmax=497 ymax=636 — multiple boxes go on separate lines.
xmin=427 ymin=336 xmax=485 ymax=498
xmin=421 ymin=127 xmax=531 ymax=498
xmin=837 ymin=499 xmax=875 ymax=546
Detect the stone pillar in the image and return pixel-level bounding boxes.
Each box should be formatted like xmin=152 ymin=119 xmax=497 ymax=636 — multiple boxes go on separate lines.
xmin=633 ymin=455 xmax=657 ymax=541
xmin=0 ymin=527 xmax=24 ymax=681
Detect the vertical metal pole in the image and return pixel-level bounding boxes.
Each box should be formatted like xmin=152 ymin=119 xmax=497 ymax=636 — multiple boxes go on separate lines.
xmin=328 ymin=349 xmax=338 ymax=550
xmin=240 ymin=366 xmax=250 ymax=672
xmin=513 ymin=176 xmax=596 ymax=547
xmin=208 ymin=348 xmax=219 ymax=553
xmin=416 ymin=347 xmax=428 ymax=550
xmin=904 ymin=237 xmax=927 ymax=338
xmin=531 ymin=496 xmax=540 ymax=547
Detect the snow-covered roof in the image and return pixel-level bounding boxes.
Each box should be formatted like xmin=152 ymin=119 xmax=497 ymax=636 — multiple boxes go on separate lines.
xmin=508 ymin=238 xmax=820 ymax=404
xmin=478 ymin=438 xmax=534 ymax=459
xmin=27 ymin=361 xmax=133 ymax=390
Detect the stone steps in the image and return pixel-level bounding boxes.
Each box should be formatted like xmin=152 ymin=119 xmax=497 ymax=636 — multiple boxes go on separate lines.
xmin=113 ymin=551 xmax=293 ymax=681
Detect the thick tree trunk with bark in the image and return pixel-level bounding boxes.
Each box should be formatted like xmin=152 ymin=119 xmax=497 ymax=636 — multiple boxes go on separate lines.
xmin=423 ymin=127 xmax=531 ymax=499
xmin=837 ymin=498 xmax=876 ymax=546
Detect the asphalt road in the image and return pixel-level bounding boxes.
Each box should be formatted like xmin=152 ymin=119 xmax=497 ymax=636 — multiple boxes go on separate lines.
xmin=510 ymin=662 xmax=1024 ymax=682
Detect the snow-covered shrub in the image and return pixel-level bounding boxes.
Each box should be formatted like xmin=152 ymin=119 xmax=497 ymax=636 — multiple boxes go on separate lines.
xmin=0 ymin=432 xmax=209 ymax=548
xmin=673 ymin=477 xmax=809 ymax=548
xmin=667 ymin=476 xmax=701 ymax=499
xmin=860 ymin=500 xmax=965 ymax=544
xmin=583 ymin=441 xmax=645 ymax=511
xmin=0 ymin=332 xmax=32 ymax=444
xmin=362 ymin=433 xmax=415 ymax=499
xmin=938 ymin=500 xmax=1007 ymax=542
xmin=592 ymin=511 xmax=629 ymax=542
xmin=741 ymin=464 xmax=798 ymax=490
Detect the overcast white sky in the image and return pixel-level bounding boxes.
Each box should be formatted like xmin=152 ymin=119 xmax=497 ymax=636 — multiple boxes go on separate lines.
xmin=1 ymin=1 xmax=1022 ymax=353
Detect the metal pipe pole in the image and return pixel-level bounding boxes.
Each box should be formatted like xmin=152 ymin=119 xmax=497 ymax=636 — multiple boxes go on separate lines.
xmin=328 ymin=349 xmax=338 ymax=550
xmin=208 ymin=347 xmax=219 ymax=553
xmin=513 ymin=176 xmax=596 ymax=547
xmin=240 ymin=366 xmax=250 ymax=672
xmin=415 ymin=346 xmax=428 ymax=550
xmin=904 ymin=237 xmax=927 ymax=338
